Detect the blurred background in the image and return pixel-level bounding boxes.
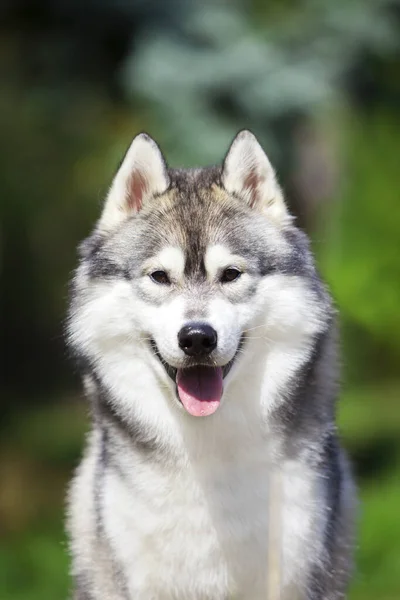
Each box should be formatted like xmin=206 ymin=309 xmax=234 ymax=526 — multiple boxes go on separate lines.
xmin=1 ymin=0 xmax=399 ymax=598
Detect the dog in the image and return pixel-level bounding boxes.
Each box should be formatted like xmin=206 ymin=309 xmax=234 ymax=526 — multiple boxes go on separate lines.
xmin=66 ymin=130 xmax=356 ymax=599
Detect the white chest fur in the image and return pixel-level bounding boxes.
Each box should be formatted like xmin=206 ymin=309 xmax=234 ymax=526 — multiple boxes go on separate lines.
xmin=99 ymin=397 xmax=326 ymax=600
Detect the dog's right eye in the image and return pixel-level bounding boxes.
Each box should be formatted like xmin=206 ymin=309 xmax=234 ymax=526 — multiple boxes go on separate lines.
xmin=149 ymin=270 xmax=170 ymax=285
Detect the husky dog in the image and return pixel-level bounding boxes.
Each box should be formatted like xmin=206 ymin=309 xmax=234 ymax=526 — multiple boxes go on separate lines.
xmin=66 ymin=131 xmax=355 ymax=600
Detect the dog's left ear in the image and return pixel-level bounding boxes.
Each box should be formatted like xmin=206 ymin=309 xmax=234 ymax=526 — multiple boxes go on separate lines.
xmin=222 ymin=130 xmax=290 ymax=225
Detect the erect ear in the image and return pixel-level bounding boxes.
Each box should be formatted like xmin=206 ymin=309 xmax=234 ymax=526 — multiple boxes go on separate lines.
xmin=222 ymin=130 xmax=290 ymax=225
xmin=98 ymin=133 xmax=169 ymax=232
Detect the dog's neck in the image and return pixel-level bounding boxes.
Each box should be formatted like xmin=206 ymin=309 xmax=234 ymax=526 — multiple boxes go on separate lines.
xmin=90 ymin=326 xmax=327 ymax=469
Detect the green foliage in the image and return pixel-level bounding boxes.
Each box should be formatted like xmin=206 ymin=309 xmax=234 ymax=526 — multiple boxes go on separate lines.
xmin=319 ymin=113 xmax=400 ymax=379
xmin=0 ymin=526 xmax=70 ymax=600
xmin=125 ymin=0 xmax=397 ymax=166
xmin=338 ymin=383 xmax=400 ymax=600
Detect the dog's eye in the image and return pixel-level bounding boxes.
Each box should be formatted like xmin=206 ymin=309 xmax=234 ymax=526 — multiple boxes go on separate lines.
xmin=150 ymin=270 xmax=170 ymax=285
xmin=220 ymin=267 xmax=242 ymax=283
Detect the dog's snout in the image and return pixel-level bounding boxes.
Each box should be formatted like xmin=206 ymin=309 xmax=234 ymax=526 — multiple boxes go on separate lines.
xmin=178 ymin=323 xmax=217 ymax=356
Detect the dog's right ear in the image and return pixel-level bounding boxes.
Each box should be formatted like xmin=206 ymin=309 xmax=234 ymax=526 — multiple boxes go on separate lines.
xmin=98 ymin=133 xmax=169 ymax=233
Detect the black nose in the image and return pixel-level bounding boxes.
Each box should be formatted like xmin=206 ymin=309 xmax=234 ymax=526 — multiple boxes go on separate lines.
xmin=178 ymin=323 xmax=218 ymax=356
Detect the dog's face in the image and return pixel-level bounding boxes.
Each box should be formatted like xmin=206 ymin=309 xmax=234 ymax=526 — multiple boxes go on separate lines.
xmin=69 ymin=132 xmax=326 ymax=417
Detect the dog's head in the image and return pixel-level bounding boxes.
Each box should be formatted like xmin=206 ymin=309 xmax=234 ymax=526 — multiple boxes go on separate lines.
xmin=68 ymin=131 xmax=329 ymax=417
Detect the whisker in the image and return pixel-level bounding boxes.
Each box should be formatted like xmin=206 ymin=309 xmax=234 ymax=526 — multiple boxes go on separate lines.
xmin=244 ymin=334 xmax=274 ymax=344
xmin=243 ymin=324 xmax=267 ymax=333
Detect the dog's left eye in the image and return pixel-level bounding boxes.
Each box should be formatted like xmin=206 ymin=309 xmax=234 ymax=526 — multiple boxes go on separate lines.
xmin=150 ymin=270 xmax=170 ymax=285
xmin=220 ymin=267 xmax=242 ymax=283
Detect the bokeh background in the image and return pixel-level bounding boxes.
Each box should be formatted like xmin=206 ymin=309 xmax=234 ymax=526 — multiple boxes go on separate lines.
xmin=1 ymin=1 xmax=399 ymax=598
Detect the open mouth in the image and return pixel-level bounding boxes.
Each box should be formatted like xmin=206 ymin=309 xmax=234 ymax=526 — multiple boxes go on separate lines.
xmin=150 ymin=338 xmax=243 ymax=417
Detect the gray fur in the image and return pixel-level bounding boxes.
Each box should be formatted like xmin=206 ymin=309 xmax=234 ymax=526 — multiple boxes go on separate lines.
xmin=66 ymin=132 xmax=356 ymax=599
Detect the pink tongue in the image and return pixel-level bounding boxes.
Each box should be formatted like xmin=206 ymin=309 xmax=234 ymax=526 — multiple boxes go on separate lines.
xmin=177 ymin=366 xmax=223 ymax=417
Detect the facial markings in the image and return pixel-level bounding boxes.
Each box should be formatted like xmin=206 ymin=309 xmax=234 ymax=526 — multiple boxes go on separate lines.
xmin=142 ymin=246 xmax=185 ymax=284
xmin=204 ymin=244 xmax=247 ymax=283
xmin=202 ymin=243 xmax=261 ymax=305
